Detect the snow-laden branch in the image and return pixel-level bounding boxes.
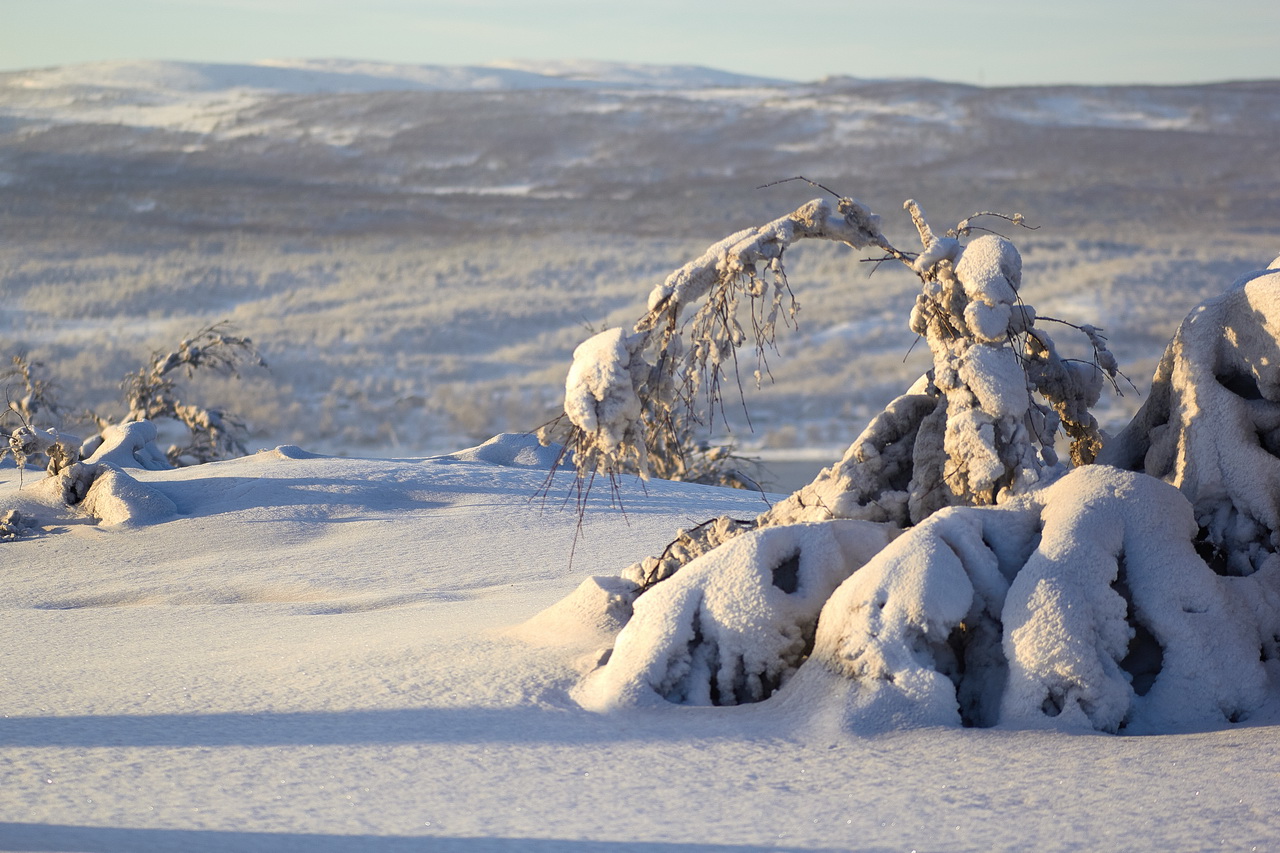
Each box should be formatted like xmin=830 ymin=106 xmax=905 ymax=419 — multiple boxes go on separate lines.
xmin=640 ymin=197 xmax=887 ymax=333
xmin=547 ymin=197 xmax=889 ymax=483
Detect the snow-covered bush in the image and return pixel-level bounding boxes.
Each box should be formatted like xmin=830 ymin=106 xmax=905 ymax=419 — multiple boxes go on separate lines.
xmin=3 ymin=322 xmax=265 ymax=478
xmin=576 ymin=519 xmax=897 ymax=710
xmin=541 ymin=196 xmax=890 ymax=489
xmin=1100 ymin=261 xmax=1280 ymax=577
xmin=554 ymin=196 xmax=1119 ymax=590
xmin=802 ymin=465 xmax=1266 ymax=734
xmin=3 ymin=323 xmax=263 ymax=526
xmin=530 ymin=203 xmax=1280 ymax=736
xmin=106 ymin=322 xmax=265 ymax=466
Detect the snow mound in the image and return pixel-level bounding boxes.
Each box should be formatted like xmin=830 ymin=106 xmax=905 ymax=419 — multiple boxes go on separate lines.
xmin=85 ymin=421 xmax=172 ymax=471
xmin=78 ymin=466 xmax=177 ymax=528
xmin=439 ymin=433 xmax=565 ymax=469
xmin=576 ymin=520 xmax=897 ymax=710
xmin=508 ymin=574 xmax=640 ymax=651
xmin=782 ymin=467 xmax=1268 ymax=735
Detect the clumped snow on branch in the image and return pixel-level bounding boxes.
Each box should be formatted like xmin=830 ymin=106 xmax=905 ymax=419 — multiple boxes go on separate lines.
xmin=529 ymin=197 xmax=1280 ymax=736
xmin=547 ymin=197 xmax=888 ymax=484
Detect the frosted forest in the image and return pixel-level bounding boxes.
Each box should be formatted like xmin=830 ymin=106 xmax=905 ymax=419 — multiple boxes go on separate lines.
xmin=2 ymin=60 xmax=1278 ymax=851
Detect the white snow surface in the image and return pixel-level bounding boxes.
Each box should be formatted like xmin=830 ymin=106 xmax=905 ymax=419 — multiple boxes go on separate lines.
xmin=2 ymin=432 xmax=1278 ymax=851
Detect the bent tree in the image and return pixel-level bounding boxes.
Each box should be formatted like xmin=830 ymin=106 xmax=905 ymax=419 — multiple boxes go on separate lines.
xmin=535 ymin=192 xmax=1280 ymax=735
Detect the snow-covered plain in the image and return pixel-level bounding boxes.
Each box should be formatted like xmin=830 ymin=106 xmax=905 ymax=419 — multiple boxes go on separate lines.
xmin=2 ymin=60 xmax=1280 ymax=850
xmin=1 ymin=431 xmax=1277 ymax=852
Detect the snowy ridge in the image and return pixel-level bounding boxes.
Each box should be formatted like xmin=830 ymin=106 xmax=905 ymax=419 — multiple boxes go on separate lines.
xmin=2 ymin=58 xmax=789 ymax=96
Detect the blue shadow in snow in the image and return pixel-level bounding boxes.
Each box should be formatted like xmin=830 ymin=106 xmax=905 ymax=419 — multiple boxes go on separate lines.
xmin=0 ymin=706 xmax=751 ymax=748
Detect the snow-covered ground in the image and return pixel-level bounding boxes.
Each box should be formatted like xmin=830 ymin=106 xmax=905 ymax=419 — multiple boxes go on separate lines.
xmin=2 ymin=62 xmax=1280 ymax=849
xmin=1 ymin=433 xmax=1276 ymax=852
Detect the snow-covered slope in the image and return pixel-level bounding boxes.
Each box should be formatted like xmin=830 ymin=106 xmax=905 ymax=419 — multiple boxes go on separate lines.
xmin=2 ymin=60 xmax=1278 ymax=476
xmin=1 ymin=433 xmax=1276 ymax=850
xmin=5 ymin=57 xmax=790 ymax=94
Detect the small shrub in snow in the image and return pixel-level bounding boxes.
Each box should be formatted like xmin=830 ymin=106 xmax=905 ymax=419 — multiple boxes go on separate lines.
xmin=107 ymin=322 xmax=266 ymax=466
xmin=3 ymin=321 xmax=265 ymax=477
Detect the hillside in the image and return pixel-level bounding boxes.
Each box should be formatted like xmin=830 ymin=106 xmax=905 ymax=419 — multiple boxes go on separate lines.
xmin=2 ymin=59 xmax=1278 ymax=469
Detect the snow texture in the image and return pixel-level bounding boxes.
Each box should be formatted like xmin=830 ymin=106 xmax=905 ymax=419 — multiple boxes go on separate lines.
xmin=577 ymin=520 xmax=896 ymax=710
xmin=1102 ymin=267 xmax=1280 ymax=577
xmin=774 ymin=467 xmax=1270 ymax=735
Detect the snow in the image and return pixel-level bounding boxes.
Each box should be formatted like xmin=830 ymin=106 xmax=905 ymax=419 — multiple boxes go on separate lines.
xmin=3 ymin=58 xmax=1280 ymax=850
xmin=563 ymin=327 xmax=647 ymax=463
xmin=2 ymin=429 xmax=1278 ymax=850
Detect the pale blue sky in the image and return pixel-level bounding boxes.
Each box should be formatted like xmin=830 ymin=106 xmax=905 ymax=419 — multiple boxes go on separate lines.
xmin=5 ymin=0 xmax=1278 ymax=85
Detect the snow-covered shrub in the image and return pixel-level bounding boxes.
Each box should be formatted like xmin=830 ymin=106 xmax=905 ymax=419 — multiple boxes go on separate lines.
xmin=108 ymin=322 xmax=266 ymax=466
xmin=2 ymin=355 xmax=64 ymax=432
xmin=529 ymin=206 xmax=1280 ymax=736
xmin=5 ymin=424 xmax=81 ymax=477
xmin=3 ymin=324 xmax=262 ymax=525
xmin=557 ymin=197 xmax=1119 ymax=591
xmin=541 ymin=196 xmax=890 ymax=487
xmin=4 ymin=322 xmax=264 ymax=472
xmin=803 ymin=466 xmax=1266 ymax=734
xmin=1100 ymin=264 xmax=1280 ymax=577
xmin=575 ymin=519 xmax=897 ymax=710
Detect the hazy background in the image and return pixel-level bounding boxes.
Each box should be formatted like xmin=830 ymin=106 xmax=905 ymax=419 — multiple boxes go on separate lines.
xmin=4 ymin=0 xmax=1280 ymax=485
xmin=7 ymin=0 xmax=1280 ymax=85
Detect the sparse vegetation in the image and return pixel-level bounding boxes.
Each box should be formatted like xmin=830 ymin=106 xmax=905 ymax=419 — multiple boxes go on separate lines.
xmin=3 ymin=322 xmax=266 ymax=475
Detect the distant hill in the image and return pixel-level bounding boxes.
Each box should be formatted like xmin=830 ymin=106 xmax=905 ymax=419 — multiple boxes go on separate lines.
xmin=2 ymin=59 xmax=1278 ymax=460
xmin=0 ymin=58 xmax=792 ymax=97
